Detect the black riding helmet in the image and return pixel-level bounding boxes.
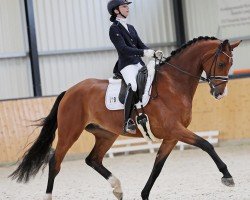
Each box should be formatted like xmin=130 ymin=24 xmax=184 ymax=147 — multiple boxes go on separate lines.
xmin=107 ymin=0 xmax=132 ymax=15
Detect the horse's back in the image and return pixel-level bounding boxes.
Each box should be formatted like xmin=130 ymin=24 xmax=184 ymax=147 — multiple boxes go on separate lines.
xmin=58 ymin=78 xmax=111 ymax=124
xmin=67 ymin=78 xmax=109 ymax=96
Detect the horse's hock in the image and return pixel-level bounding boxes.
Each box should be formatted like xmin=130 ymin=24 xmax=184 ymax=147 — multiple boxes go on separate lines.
xmin=0 ymin=78 xmax=250 ymax=164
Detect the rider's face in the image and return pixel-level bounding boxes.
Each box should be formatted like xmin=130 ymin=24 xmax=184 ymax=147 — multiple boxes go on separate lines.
xmin=116 ymin=4 xmax=129 ymax=18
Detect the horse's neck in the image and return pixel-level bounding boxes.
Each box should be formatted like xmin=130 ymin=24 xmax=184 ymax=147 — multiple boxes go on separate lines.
xmin=160 ymin=48 xmax=205 ymax=101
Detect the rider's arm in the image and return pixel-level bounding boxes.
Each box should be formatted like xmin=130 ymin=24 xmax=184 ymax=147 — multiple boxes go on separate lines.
xmin=109 ymin=26 xmax=144 ymax=57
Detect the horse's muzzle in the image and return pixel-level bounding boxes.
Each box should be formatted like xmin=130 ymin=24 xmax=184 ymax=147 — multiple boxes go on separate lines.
xmin=211 ymin=86 xmax=228 ymax=100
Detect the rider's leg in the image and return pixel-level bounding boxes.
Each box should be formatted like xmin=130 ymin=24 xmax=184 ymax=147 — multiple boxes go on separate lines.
xmin=120 ymin=64 xmax=140 ymax=134
xmin=123 ymin=84 xmax=136 ymax=133
xmin=121 ymin=64 xmax=140 ymax=91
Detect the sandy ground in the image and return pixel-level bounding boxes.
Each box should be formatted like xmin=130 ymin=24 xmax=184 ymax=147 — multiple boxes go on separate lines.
xmin=0 ymin=144 xmax=250 ymax=200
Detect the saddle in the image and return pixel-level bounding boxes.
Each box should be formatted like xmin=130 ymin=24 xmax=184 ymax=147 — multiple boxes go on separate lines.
xmin=105 ymin=60 xmax=156 ymax=111
xmin=117 ymin=66 xmax=148 ymax=104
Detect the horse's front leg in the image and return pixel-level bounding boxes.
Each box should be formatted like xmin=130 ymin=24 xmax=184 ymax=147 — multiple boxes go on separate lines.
xmin=175 ymin=127 xmax=235 ymax=187
xmin=141 ymin=140 xmax=177 ymax=200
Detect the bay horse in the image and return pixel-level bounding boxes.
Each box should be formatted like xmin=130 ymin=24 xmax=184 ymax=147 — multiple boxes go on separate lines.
xmin=10 ymin=36 xmax=241 ymax=200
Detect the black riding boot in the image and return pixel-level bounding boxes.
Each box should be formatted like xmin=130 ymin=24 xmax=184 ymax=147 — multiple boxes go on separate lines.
xmin=123 ymin=84 xmax=136 ymax=134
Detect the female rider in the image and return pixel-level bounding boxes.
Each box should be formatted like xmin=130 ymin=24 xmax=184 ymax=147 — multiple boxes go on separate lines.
xmin=107 ymin=0 xmax=163 ymax=134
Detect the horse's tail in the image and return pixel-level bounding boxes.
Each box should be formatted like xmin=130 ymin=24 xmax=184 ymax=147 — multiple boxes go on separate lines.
xmin=9 ymin=91 xmax=66 ymax=183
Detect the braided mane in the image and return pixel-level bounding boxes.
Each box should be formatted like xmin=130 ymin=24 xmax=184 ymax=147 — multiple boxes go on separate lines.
xmin=163 ymin=36 xmax=218 ymax=63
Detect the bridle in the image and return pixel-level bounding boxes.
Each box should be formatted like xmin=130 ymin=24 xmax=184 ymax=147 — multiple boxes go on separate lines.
xmin=205 ymin=45 xmax=232 ymax=90
xmin=155 ymin=42 xmax=233 ymax=92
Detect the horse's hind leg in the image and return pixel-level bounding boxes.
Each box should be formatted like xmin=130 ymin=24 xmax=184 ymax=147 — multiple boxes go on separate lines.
xmin=176 ymin=128 xmax=234 ymax=187
xmin=44 ymin=120 xmax=85 ymax=199
xmin=85 ymin=125 xmax=121 ymax=199
xmin=44 ymin=152 xmax=57 ymax=200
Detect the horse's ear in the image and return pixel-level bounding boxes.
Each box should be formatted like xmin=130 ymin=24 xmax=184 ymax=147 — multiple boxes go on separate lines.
xmin=230 ymin=40 xmax=242 ymax=50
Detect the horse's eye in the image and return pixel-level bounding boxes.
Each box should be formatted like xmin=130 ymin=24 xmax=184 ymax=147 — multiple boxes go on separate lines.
xmin=218 ymin=62 xmax=225 ymax=67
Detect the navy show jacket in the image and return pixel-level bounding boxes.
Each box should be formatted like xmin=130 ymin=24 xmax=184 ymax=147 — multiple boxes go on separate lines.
xmin=109 ymin=20 xmax=149 ymax=74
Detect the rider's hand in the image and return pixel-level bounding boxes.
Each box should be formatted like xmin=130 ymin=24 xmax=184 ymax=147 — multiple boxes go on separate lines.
xmin=154 ymin=50 xmax=164 ymax=59
xmin=143 ymin=49 xmax=155 ymax=58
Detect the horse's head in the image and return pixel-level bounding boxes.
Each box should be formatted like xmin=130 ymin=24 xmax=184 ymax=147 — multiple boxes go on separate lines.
xmin=201 ymin=40 xmax=242 ymax=100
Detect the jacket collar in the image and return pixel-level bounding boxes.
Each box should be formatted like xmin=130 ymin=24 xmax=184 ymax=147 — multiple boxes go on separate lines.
xmin=114 ymin=20 xmax=132 ymax=36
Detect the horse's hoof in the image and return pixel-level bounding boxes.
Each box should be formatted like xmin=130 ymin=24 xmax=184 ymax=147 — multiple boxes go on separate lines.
xmin=43 ymin=194 xmax=52 ymax=200
xmin=113 ymin=191 xmax=123 ymax=200
xmin=221 ymin=177 xmax=235 ymax=187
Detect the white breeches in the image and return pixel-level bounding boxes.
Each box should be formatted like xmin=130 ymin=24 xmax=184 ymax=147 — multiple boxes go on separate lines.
xmin=120 ymin=62 xmax=143 ymax=91
xmin=120 ymin=60 xmax=155 ymax=92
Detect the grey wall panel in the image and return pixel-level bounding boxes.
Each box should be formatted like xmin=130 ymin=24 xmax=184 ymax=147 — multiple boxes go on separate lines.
xmin=230 ymin=40 xmax=250 ymax=72
xmin=128 ymin=0 xmax=175 ymax=44
xmin=39 ymin=45 xmax=175 ymax=96
xmin=0 ymin=0 xmax=31 ymax=100
xmin=0 ymin=0 xmax=26 ymax=56
xmin=33 ymin=0 xmax=176 ymax=95
xmin=0 ymin=0 xmax=176 ymax=99
xmin=33 ymin=0 xmax=175 ymax=52
xmin=184 ymin=0 xmax=250 ymax=39
xmin=0 ymin=58 xmax=33 ymax=100
xmin=184 ymin=0 xmax=250 ymax=72
xmin=39 ymin=51 xmax=116 ymax=95
xmin=33 ymin=0 xmax=112 ymax=51
xmin=184 ymin=0 xmax=219 ymax=40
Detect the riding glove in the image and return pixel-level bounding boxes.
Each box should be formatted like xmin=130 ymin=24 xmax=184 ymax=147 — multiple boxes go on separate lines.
xmin=143 ymin=49 xmax=155 ymax=58
xmin=144 ymin=49 xmax=164 ymax=59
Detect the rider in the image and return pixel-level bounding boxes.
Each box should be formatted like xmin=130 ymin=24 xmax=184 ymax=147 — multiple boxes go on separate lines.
xmin=107 ymin=0 xmax=163 ymax=134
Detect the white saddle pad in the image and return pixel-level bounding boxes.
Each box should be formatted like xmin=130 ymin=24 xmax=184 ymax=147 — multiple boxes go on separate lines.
xmin=105 ymin=68 xmax=155 ymax=111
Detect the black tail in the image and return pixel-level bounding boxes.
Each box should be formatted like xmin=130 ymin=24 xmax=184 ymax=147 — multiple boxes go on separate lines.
xmin=9 ymin=91 xmax=66 ymax=183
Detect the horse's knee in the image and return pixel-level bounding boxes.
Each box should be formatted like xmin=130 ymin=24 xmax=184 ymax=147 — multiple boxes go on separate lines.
xmin=85 ymin=156 xmax=93 ymax=166
xmin=85 ymin=155 xmax=101 ymax=167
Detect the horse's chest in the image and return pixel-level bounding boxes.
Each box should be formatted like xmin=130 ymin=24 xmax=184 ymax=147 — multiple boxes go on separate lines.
xmin=164 ymin=96 xmax=192 ymax=127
